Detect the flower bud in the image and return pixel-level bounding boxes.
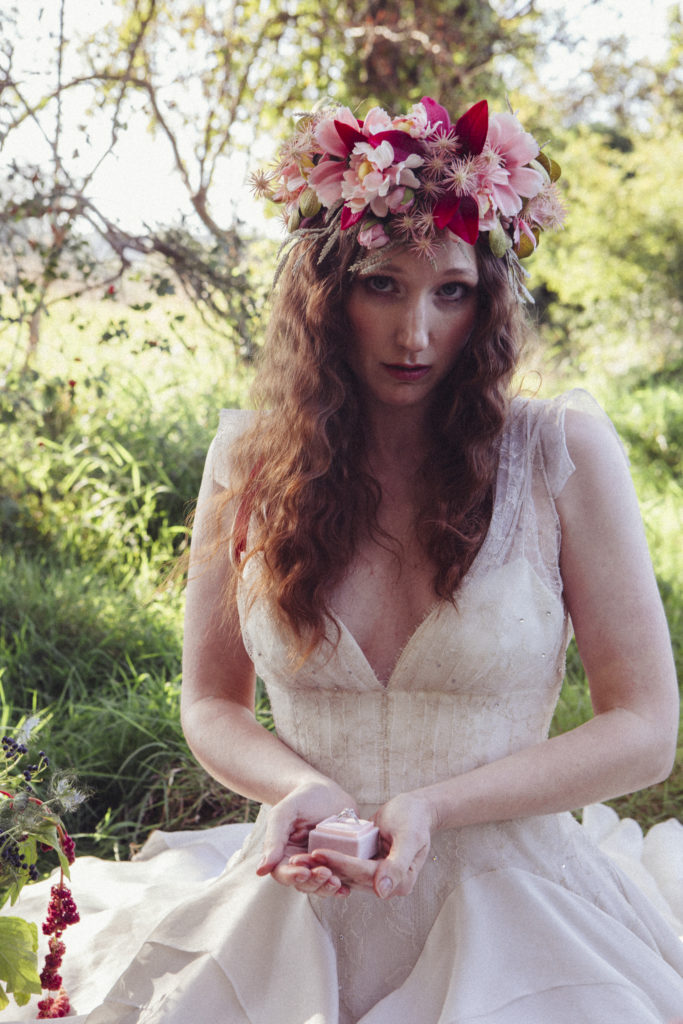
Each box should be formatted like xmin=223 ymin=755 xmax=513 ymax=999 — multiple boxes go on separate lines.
xmin=298 ymin=188 xmax=322 ymax=219
xmin=536 ymin=151 xmax=561 ymax=182
xmin=489 ymin=220 xmax=512 ymax=257
xmin=287 ymin=208 xmax=302 ymax=232
xmin=515 ymin=226 xmax=540 ymax=259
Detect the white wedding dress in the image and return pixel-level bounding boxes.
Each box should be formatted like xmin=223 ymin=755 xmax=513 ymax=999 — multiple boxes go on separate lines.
xmin=5 ymin=391 xmax=683 ymax=1023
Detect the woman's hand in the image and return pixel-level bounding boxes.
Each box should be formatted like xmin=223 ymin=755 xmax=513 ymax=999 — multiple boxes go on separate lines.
xmin=309 ymin=791 xmax=436 ymax=900
xmin=256 ymin=780 xmax=358 ymax=898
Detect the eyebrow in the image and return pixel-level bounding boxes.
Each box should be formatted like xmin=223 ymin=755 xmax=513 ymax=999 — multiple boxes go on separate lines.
xmin=370 ymin=262 xmax=479 ymax=280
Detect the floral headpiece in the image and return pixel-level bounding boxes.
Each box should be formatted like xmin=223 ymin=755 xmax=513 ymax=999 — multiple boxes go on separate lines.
xmin=251 ymin=97 xmax=565 ymax=300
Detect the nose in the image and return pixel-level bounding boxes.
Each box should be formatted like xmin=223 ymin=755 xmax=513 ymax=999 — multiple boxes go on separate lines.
xmin=396 ymin=296 xmax=430 ymax=356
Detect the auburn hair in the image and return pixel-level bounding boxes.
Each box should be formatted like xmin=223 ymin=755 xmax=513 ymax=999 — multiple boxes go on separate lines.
xmin=223 ymin=230 xmax=526 ymax=649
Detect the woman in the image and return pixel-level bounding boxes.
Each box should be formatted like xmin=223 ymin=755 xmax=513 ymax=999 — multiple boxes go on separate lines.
xmin=85 ymin=97 xmax=683 ymax=1022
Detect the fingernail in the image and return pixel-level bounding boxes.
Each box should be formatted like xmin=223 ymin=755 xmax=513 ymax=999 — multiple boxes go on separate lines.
xmin=378 ymin=877 xmax=393 ymax=898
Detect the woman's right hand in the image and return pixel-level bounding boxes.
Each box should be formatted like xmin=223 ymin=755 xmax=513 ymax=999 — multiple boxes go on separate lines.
xmin=256 ymin=780 xmax=358 ymax=898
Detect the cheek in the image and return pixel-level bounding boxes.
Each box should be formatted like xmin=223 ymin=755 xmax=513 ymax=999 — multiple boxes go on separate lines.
xmin=439 ymin=310 xmax=476 ymax=357
xmin=346 ymin=304 xmax=378 ymax=357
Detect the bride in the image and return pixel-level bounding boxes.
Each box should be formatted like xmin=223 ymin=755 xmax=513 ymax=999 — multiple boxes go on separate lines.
xmin=10 ymin=95 xmax=683 ymax=1023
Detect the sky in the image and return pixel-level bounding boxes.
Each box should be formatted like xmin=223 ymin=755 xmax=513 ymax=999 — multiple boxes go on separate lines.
xmin=2 ymin=0 xmax=678 ymax=235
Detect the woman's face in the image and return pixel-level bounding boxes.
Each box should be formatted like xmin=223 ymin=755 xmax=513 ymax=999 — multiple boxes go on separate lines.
xmin=344 ymin=236 xmax=479 ymax=415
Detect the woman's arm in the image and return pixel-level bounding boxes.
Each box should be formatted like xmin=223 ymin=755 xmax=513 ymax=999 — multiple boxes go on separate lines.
xmin=314 ymin=410 xmax=678 ymax=899
xmin=181 ymin=466 xmax=355 ymax=894
xmin=418 ymin=408 xmax=678 ymax=828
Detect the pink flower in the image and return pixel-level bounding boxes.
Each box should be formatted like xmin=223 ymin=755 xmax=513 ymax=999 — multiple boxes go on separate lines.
xmin=308 ymin=158 xmax=345 ymax=206
xmin=315 ymin=108 xmax=361 ymax=157
xmin=271 ymin=161 xmax=307 ymax=208
xmin=484 ymin=112 xmax=544 ymax=217
xmin=342 ymin=141 xmax=422 ymax=217
xmin=524 ymin=181 xmax=566 ymax=231
xmin=358 ymin=222 xmax=391 ymax=248
xmin=361 ymin=106 xmax=393 ymax=135
xmin=396 ymin=102 xmax=430 ymax=137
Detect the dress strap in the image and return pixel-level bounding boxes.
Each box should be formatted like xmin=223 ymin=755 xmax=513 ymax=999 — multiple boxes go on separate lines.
xmin=536 ymin=388 xmax=628 ymax=498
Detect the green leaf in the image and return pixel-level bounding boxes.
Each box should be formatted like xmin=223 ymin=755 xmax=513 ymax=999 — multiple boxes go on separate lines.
xmin=33 ymin=821 xmax=71 ymax=878
xmin=0 ymin=916 xmax=41 ymax=1006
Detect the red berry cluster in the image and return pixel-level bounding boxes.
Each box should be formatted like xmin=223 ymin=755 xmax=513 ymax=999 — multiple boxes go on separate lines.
xmin=42 ymin=884 xmax=80 ymax=936
xmin=61 ymin=833 xmax=76 ymax=865
xmin=37 ymin=986 xmax=71 ymax=1019
xmin=40 ymin=937 xmax=66 ymax=990
xmin=37 ymin=883 xmax=80 ymax=1018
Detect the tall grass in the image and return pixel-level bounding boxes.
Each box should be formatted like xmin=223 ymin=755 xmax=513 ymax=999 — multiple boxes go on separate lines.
xmin=1 ymin=292 xmax=681 ymax=857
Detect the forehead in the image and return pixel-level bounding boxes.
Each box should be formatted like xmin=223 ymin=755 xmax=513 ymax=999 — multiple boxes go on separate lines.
xmin=370 ymin=236 xmax=478 ymax=279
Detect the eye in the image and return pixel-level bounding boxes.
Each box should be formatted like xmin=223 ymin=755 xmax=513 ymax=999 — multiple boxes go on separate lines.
xmin=438 ymin=281 xmax=470 ymax=301
xmin=363 ymin=275 xmax=395 ymax=294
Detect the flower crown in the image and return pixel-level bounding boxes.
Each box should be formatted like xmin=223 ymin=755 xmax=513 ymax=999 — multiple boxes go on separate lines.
xmin=252 ymin=97 xmax=565 ymax=299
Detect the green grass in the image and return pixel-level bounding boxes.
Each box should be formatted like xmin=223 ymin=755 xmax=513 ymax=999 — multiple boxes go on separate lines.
xmin=1 ymin=288 xmax=681 ymax=857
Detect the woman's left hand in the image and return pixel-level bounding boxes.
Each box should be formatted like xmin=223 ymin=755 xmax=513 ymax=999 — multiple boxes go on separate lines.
xmin=307 ymin=791 xmax=436 ymax=900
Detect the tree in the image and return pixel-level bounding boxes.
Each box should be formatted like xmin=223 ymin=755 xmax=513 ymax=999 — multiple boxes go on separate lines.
xmin=0 ymin=0 xmax=551 ymax=363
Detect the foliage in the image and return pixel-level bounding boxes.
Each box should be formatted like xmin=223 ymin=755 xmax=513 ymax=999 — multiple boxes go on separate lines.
xmin=0 ymin=915 xmax=39 ymax=1012
xmin=0 ymin=717 xmax=82 ymax=1014
xmin=0 ymin=301 xmax=258 ymax=856
xmin=0 ymin=0 xmax=680 ymax=859
xmin=0 ymin=0 xmax=555 ymax=361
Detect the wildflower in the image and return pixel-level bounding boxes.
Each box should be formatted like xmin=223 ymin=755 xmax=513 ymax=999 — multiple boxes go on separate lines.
xmin=15 ymin=717 xmax=41 ymax=747
xmin=248 ymin=169 xmax=275 ymax=199
xmin=523 ymin=181 xmax=566 ymax=232
xmin=443 ymin=155 xmax=480 ymax=197
xmin=50 ymin=775 xmax=87 ymax=813
xmin=409 ymin=232 xmax=441 ymax=263
xmin=42 ymin=884 xmax=80 ymax=936
xmin=37 ymin=987 xmax=71 ymax=1019
xmin=1 ymin=723 xmax=83 ymax=1016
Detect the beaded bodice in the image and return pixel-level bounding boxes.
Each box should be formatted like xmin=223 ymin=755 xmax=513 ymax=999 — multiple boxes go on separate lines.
xmin=204 ymin=392 xmax=604 ymax=810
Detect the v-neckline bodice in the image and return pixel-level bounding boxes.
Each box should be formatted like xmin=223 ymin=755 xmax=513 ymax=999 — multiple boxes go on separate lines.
xmin=332 ymin=599 xmax=444 ymax=689
xmin=330 ymin=457 xmax=507 ymax=688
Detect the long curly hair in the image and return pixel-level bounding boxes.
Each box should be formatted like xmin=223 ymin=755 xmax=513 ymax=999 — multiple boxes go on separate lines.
xmin=224 ymin=230 xmax=526 ymax=649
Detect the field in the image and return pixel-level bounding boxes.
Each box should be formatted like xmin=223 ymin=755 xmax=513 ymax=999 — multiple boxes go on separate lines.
xmin=1 ymin=284 xmax=681 ymax=860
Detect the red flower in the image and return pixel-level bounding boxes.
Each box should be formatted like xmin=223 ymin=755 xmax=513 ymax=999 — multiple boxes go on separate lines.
xmin=421 ymin=97 xmax=489 ymax=157
xmin=433 ymin=194 xmax=481 ymax=245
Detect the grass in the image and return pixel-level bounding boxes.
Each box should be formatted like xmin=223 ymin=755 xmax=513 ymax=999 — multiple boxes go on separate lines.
xmin=1 ymin=287 xmax=681 ymax=858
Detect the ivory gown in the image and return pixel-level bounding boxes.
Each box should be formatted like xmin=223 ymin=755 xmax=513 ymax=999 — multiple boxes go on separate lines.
xmin=5 ymin=391 xmax=683 ymax=1023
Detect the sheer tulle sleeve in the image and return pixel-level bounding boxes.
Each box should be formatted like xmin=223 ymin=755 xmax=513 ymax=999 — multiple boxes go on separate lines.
xmin=537 ymin=388 xmax=629 ymax=499
xmin=199 ymin=408 xmax=254 ymax=492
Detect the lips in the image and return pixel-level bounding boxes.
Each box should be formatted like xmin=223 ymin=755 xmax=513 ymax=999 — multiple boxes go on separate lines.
xmin=383 ymin=364 xmax=431 ymax=382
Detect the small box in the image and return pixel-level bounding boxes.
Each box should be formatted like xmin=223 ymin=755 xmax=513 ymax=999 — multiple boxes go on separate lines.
xmin=308 ymin=809 xmax=379 ymax=859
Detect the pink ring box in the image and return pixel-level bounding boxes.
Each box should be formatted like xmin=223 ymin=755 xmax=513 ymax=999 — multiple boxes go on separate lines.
xmin=308 ymin=810 xmax=379 ymax=859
